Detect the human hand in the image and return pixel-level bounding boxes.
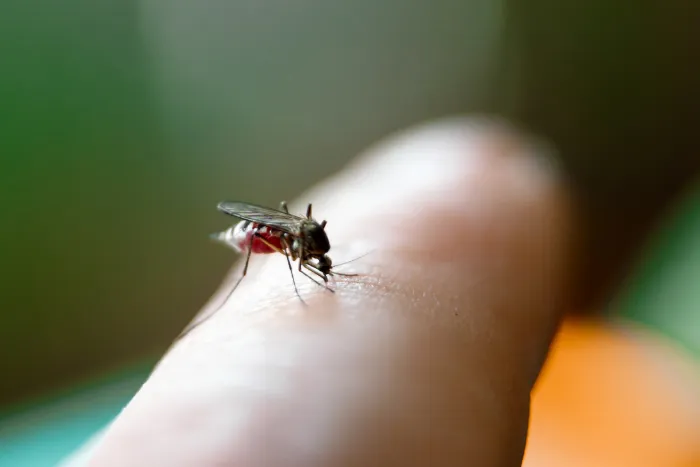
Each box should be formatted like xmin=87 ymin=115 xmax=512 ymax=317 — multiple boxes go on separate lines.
xmin=64 ymin=118 xmax=574 ymax=467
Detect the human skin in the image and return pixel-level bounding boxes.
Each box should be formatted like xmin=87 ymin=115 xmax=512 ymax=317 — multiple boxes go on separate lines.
xmin=64 ymin=118 xmax=575 ymax=466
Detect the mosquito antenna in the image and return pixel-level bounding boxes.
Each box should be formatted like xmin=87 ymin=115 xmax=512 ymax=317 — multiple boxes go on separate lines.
xmin=332 ymin=249 xmax=374 ymax=269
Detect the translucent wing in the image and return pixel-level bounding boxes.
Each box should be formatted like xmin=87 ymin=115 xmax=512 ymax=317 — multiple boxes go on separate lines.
xmin=217 ymin=201 xmax=304 ymax=234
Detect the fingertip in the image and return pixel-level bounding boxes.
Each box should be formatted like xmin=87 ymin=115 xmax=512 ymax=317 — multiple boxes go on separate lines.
xmin=82 ymin=117 xmax=577 ymax=467
xmin=302 ymin=116 xmax=572 ymax=270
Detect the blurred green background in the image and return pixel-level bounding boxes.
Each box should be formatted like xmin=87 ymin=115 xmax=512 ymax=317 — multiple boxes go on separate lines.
xmin=1 ymin=0 xmax=699 ymax=464
xmin=0 ymin=0 xmax=503 ymax=407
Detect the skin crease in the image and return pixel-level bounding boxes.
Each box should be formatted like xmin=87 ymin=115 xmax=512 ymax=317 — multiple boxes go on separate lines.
xmin=64 ymin=118 xmax=575 ymax=467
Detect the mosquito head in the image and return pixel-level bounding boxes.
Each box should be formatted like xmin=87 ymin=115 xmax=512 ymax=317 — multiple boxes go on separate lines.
xmin=301 ymin=220 xmax=330 ymax=255
xmin=316 ymin=254 xmax=333 ymax=275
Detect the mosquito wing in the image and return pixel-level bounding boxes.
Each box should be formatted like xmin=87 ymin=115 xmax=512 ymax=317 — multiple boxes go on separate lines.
xmin=217 ymin=201 xmax=304 ymax=234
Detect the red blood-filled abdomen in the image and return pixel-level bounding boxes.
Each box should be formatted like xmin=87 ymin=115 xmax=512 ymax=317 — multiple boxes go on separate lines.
xmin=250 ymin=227 xmax=283 ymax=254
xmin=231 ymin=222 xmax=284 ymax=254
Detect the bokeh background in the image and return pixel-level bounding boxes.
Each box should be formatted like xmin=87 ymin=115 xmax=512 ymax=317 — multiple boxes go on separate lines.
xmin=1 ymin=0 xmax=699 ymax=465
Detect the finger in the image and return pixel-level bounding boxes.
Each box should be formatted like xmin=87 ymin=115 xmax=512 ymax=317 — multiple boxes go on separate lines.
xmin=84 ymin=117 xmax=575 ymax=467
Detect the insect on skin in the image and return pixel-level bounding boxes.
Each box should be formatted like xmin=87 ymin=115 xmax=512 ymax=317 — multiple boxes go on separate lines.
xmin=176 ymin=200 xmax=357 ymax=340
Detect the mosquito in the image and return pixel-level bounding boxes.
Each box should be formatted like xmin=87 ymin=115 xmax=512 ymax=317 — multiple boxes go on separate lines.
xmin=176 ymin=200 xmax=358 ymax=340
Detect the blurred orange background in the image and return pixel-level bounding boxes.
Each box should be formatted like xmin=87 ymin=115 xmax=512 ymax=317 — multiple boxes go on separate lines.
xmin=525 ymin=319 xmax=700 ymax=467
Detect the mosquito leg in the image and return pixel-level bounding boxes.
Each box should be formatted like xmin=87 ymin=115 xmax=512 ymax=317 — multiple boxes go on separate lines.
xmin=303 ymin=262 xmax=328 ymax=283
xmin=228 ymin=228 xmax=257 ymax=291
xmin=176 ymin=227 xmax=258 ymax=341
xmin=300 ymin=270 xmax=335 ymax=292
xmin=278 ymin=236 xmax=305 ymax=304
xmin=301 ymin=263 xmax=335 ymax=293
xmin=329 ymin=271 xmax=358 ymax=277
